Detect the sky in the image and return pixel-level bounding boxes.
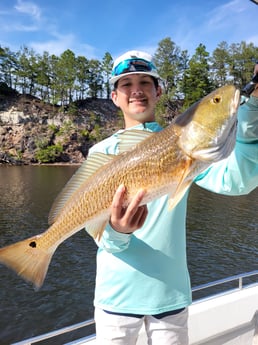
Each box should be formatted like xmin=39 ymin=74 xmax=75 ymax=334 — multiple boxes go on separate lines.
xmin=0 ymin=0 xmax=258 ymax=62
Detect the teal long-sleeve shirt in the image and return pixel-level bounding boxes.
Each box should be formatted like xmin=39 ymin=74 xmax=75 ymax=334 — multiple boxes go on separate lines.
xmin=88 ymin=96 xmax=258 ymax=315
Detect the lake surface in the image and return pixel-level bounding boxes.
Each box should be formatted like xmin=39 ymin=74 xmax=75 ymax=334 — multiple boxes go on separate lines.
xmin=0 ymin=165 xmax=257 ymax=344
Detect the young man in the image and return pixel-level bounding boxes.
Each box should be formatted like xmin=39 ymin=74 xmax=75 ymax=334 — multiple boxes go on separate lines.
xmin=87 ymin=51 xmax=258 ymax=345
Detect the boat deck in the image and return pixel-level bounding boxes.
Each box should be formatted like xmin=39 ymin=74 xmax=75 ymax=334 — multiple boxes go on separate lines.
xmin=13 ymin=271 xmax=258 ymax=345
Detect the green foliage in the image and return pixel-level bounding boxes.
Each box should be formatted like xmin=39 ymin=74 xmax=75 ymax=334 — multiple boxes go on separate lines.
xmin=181 ymin=44 xmax=214 ymax=109
xmin=35 ymin=137 xmax=49 ymax=150
xmin=57 ymin=121 xmax=74 ymax=137
xmin=56 ymin=49 xmax=77 ymax=105
xmin=154 ymin=37 xmax=187 ymax=95
xmin=155 ymin=94 xmax=171 ymax=126
xmin=89 ymin=124 xmax=103 ymax=142
xmin=16 ymin=150 xmax=23 ymax=161
xmin=210 ymin=41 xmax=230 ymax=88
xmin=79 ymin=128 xmax=89 ymax=138
xmin=1 ymin=39 xmax=258 ymax=109
xmin=89 ymin=111 xmax=102 ymax=125
xmin=67 ymin=102 xmax=79 ymax=117
xmin=35 ymin=143 xmax=63 ymax=163
xmin=48 ymin=124 xmax=59 ymax=133
xmin=88 ymin=59 xmax=103 ymax=98
xmin=102 ymin=52 xmax=113 ymax=99
xmin=76 ymin=55 xmax=89 ymax=100
xmin=228 ymin=41 xmax=258 ymax=87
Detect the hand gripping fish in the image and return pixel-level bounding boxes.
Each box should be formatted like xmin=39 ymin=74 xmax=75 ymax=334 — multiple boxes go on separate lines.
xmin=0 ymin=85 xmax=240 ymax=289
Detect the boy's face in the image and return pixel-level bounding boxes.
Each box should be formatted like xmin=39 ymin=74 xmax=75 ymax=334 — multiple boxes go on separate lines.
xmin=111 ymin=74 xmax=161 ymax=128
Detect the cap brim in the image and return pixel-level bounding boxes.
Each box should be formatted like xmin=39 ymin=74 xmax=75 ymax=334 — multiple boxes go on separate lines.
xmin=109 ymin=71 xmax=160 ymax=85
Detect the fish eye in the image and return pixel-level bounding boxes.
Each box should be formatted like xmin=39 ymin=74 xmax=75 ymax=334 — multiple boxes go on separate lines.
xmin=213 ymin=95 xmax=221 ymax=104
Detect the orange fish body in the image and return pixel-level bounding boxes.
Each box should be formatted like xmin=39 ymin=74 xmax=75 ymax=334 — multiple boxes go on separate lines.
xmin=0 ymin=85 xmax=240 ymax=288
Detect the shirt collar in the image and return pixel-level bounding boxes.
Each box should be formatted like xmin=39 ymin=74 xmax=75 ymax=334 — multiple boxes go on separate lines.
xmin=117 ymin=122 xmax=163 ymax=135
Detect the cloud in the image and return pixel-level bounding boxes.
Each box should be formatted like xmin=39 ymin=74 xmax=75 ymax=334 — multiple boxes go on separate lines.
xmin=207 ymin=0 xmax=247 ymax=28
xmin=14 ymin=0 xmax=41 ymax=21
xmin=9 ymin=23 xmax=39 ymax=32
xmin=0 ymin=0 xmax=42 ymax=33
xmin=30 ymin=33 xmax=96 ymax=58
xmin=0 ymin=1 xmax=96 ymax=57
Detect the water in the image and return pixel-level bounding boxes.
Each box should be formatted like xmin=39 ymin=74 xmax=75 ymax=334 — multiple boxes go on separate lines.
xmin=0 ymin=166 xmax=257 ymax=344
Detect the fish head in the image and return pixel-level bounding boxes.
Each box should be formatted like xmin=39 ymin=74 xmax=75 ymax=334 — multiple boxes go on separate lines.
xmin=175 ymin=85 xmax=240 ymax=162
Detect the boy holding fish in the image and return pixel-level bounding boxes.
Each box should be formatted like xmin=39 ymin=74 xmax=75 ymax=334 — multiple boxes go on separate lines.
xmin=0 ymin=51 xmax=257 ymax=345
xmin=91 ymin=51 xmax=258 ymax=344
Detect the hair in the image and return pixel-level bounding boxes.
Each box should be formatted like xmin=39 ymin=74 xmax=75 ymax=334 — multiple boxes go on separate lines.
xmin=113 ymin=76 xmax=159 ymax=91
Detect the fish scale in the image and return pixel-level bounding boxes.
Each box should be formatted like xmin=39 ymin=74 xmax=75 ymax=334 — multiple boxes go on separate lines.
xmin=0 ymin=85 xmax=240 ymax=289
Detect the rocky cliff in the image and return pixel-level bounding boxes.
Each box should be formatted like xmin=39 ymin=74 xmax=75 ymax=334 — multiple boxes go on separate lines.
xmin=0 ymin=85 xmax=120 ymax=165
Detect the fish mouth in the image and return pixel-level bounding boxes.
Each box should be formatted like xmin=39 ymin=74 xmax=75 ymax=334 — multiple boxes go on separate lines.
xmin=220 ymin=88 xmax=240 ymax=155
xmin=219 ymin=88 xmax=240 ymax=156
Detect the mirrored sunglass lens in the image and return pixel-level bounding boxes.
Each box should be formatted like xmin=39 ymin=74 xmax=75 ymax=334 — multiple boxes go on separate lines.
xmin=113 ymin=59 xmax=154 ymax=76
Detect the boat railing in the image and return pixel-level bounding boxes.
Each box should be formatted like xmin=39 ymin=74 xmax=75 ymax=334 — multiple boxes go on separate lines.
xmin=12 ymin=318 xmax=95 ymax=345
xmin=12 ymin=270 xmax=258 ymax=345
xmin=192 ymin=270 xmax=258 ymax=294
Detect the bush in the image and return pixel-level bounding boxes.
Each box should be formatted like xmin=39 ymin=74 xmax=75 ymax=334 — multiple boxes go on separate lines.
xmin=35 ymin=144 xmax=63 ymax=163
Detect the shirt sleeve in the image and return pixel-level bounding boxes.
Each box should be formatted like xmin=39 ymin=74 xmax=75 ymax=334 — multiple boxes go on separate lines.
xmin=195 ymin=95 xmax=258 ymax=195
xmin=95 ymin=223 xmax=132 ymax=253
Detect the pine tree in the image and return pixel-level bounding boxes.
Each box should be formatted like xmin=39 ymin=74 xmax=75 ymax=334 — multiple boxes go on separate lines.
xmin=101 ymin=52 xmax=113 ymax=99
xmin=182 ymin=43 xmax=213 ymax=108
xmin=210 ymin=41 xmax=230 ymax=88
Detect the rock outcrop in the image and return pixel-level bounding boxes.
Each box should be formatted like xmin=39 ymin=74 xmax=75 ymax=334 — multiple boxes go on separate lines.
xmin=0 ymin=88 xmax=120 ymax=164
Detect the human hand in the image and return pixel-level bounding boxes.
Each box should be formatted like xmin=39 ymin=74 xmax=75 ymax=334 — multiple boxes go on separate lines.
xmin=252 ymin=63 xmax=258 ymax=97
xmin=109 ymin=185 xmax=148 ymax=234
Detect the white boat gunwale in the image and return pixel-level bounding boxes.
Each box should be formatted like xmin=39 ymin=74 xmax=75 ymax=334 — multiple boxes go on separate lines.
xmin=11 ymin=270 xmax=258 ymax=345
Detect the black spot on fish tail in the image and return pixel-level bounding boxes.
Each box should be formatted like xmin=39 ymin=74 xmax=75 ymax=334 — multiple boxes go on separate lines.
xmin=29 ymin=241 xmax=37 ymax=248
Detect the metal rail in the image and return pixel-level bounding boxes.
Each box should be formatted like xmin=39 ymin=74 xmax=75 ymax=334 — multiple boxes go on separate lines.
xmin=12 ymin=270 xmax=258 ymax=345
xmin=12 ymin=319 xmax=95 ymax=345
xmin=192 ymin=270 xmax=258 ymax=293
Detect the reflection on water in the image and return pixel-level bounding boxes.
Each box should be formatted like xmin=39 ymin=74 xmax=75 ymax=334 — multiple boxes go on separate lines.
xmin=0 ymin=166 xmax=257 ymax=344
xmin=0 ymin=166 xmax=97 ymax=344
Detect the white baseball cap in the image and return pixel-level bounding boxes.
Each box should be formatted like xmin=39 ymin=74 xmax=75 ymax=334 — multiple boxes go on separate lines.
xmin=110 ymin=50 xmax=160 ymax=86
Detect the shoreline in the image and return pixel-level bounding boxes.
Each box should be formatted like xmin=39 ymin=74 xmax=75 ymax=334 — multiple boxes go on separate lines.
xmin=0 ymin=162 xmax=82 ymax=167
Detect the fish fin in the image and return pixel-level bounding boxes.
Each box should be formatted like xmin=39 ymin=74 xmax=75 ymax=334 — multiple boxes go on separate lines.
xmin=49 ymin=129 xmax=152 ymax=224
xmin=167 ymin=159 xmax=193 ymax=211
xmin=118 ymin=129 xmax=153 ymax=153
xmin=0 ymin=234 xmax=55 ymax=289
xmin=48 ymin=153 xmax=115 ymax=225
xmin=167 ymin=181 xmax=192 ymax=210
xmin=86 ymin=219 xmax=108 ymax=241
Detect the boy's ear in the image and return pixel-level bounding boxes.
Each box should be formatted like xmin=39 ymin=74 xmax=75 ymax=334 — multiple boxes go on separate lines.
xmin=156 ymin=85 xmax=162 ymax=98
xmin=111 ymin=91 xmax=119 ymax=106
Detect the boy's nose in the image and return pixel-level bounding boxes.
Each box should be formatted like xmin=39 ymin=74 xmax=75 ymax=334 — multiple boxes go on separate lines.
xmin=131 ymin=90 xmax=143 ymax=96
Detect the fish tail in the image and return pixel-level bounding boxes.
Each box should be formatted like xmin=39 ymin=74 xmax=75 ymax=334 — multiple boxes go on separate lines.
xmin=0 ymin=234 xmax=55 ymax=289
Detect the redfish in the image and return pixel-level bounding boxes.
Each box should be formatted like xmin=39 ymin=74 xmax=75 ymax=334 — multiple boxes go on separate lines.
xmin=0 ymin=85 xmax=240 ymax=289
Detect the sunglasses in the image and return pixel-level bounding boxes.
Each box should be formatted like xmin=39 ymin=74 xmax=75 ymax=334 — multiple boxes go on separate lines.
xmin=111 ymin=58 xmax=158 ymax=77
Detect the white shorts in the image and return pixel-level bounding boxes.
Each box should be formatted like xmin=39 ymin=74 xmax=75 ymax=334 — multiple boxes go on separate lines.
xmin=94 ymin=307 xmax=189 ymax=345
